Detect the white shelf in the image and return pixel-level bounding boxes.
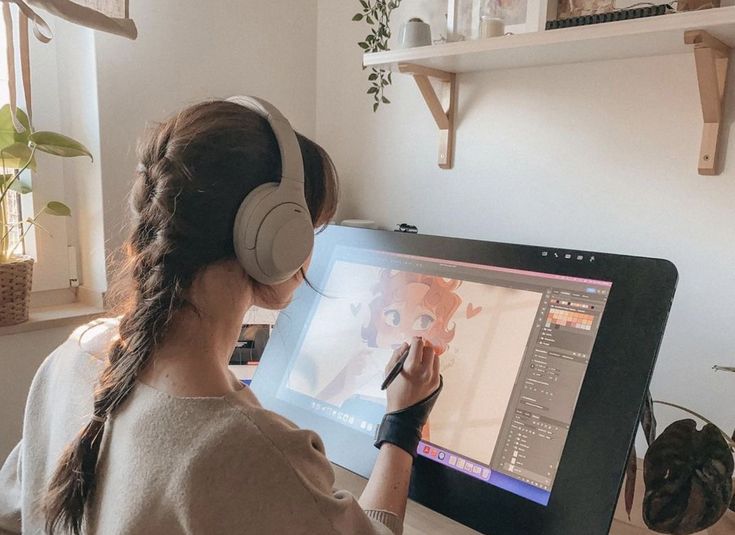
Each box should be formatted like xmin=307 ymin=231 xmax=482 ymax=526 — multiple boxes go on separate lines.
xmin=362 ymin=8 xmax=733 ymax=174
xmin=363 ymin=7 xmax=735 ymax=73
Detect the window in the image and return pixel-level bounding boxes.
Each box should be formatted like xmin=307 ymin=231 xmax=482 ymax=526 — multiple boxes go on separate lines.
xmin=0 ymin=10 xmax=24 ymax=257
xmin=4 ymin=189 xmax=24 ymax=255
xmin=1 ymin=4 xmax=73 ymax=293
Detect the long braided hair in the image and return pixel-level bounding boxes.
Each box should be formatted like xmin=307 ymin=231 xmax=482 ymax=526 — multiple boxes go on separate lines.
xmin=42 ymin=100 xmax=338 ymax=534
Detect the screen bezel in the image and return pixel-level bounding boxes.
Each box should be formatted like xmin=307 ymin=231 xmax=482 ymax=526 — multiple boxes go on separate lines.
xmin=251 ymin=226 xmax=678 ymax=535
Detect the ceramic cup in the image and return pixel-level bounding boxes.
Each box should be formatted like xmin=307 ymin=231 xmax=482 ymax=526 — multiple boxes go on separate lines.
xmin=480 ymin=17 xmax=505 ymax=38
xmin=398 ymin=20 xmax=432 ymax=48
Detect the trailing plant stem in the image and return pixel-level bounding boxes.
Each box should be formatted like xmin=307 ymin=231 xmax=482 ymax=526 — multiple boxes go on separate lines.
xmin=654 ymin=400 xmax=735 ymax=449
xmin=354 ymin=0 xmax=401 ymax=111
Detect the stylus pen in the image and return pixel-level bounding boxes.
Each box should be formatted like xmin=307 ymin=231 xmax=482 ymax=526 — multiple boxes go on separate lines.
xmin=380 ymin=345 xmax=411 ymax=391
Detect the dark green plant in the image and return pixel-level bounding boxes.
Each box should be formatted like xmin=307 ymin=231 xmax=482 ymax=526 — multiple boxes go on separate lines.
xmin=624 ymin=365 xmax=735 ymax=534
xmin=353 ymin=0 xmax=402 ymax=112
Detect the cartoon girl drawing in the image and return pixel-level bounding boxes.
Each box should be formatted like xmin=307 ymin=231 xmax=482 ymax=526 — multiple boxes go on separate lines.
xmin=316 ymin=270 xmax=462 ymax=426
xmin=361 ymin=270 xmax=462 ymax=355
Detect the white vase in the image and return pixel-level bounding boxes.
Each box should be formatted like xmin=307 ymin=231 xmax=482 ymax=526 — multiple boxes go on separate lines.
xmin=398 ymin=20 xmax=432 ymax=48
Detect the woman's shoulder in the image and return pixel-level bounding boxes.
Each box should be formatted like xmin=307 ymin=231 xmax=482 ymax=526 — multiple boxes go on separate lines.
xmin=27 ymin=318 xmax=116 ymax=398
xmin=224 ymin=388 xmax=325 ymax=451
xmin=223 ymin=389 xmax=334 ymax=486
xmin=71 ymin=316 xmax=120 ymax=358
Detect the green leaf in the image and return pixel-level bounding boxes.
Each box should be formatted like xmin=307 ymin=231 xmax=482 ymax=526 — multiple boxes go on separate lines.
xmin=366 ymin=16 xmax=374 ymax=24
xmin=368 ymin=73 xmax=378 ymax=81
xmin=382 ymin=96 xmax=391 ymax=104
xmin=45 ymin=201 xmax=71 ymax=217
xmin=358 ymin=41 xmax=369 ymax=49
xmin=0 ymin=143 xmax=37 ymax=171
xmin=352 ymin=13 xmax=363 ymax=21
xmin=1 ymin=174 xmax=32 ymax=194
xmin=360 ymin=0 xmax=368 ymax=8
xmin=367 ymin=87 xmax=379 ymax=94
xmin=28 ymin=131 xmax=93 ymax=160
xmin=0 ymin=105 xmax=31 ymax=149
xmin=373 ymin=102 xmax=379 ymax=112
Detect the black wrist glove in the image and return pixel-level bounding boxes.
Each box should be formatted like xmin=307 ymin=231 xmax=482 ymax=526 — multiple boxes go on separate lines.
xmin=373 ymin=376 xmax=443 ymax=458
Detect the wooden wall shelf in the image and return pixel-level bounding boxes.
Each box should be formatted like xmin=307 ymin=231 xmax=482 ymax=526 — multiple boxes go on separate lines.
xmin=363 ymin=7 xmax=735 ymax=173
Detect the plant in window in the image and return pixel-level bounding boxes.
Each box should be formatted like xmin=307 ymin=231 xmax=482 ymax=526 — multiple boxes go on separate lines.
xmin=353 ymin=0 xmax=402 ymax=112
xmin=0 ymin=104 xmax=91 ymax=326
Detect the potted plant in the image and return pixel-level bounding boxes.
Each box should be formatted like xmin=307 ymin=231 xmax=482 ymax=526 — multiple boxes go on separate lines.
xmin=0 ymin=104 xmax=91 ymax=326
xmin=625 ymin=366 xmax=735 ymax=534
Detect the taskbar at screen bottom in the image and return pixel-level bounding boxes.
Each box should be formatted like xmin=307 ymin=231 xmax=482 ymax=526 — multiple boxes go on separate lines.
xmin=416 ymin=440 xmax=551 ymax=506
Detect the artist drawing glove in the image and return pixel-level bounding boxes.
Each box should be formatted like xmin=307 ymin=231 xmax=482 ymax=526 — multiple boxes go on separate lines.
xmin=373 ymin=376 xmax=443 ymax=458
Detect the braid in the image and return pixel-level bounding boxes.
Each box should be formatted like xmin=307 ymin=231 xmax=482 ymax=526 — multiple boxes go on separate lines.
xmin=44 ymin=122 xmax=186 ymax=535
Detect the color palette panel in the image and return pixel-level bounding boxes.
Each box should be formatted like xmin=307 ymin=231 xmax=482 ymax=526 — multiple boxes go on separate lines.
xmin=546 ymin=308 xmax=594 ymax=331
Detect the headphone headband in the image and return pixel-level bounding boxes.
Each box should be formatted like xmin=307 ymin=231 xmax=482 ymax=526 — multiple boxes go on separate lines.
xmin=225 ymin=96 xmax=304 ymax=184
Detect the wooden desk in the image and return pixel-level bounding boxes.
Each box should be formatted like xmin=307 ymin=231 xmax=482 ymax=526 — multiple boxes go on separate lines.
xmin=333 ymin=463 xmax=735 ymax=535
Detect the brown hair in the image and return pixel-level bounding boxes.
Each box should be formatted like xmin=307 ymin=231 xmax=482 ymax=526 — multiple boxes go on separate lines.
xmin=42 ymin=100 xmax=338 ymax=534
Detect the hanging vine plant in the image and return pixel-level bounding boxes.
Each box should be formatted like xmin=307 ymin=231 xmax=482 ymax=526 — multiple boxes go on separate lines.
xmin=353 ymin=0 xmax=402 ymax=112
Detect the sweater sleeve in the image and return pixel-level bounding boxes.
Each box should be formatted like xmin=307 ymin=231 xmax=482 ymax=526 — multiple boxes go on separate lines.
xmin=244 ymin=406 xmax=403 ymax=535
xmin=0 ymin=441 xmax=23 ymax=534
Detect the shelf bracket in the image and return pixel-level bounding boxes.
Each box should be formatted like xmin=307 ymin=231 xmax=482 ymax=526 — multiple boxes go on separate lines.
xmin=684 ymin=30 xmax=731 ymax=176
xmin=398 ymin=63 xmax=457 ymax=169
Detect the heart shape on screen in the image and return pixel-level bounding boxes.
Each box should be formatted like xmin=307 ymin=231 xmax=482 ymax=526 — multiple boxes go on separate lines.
xmin=466 ymin=303 xmax=482 ymax=319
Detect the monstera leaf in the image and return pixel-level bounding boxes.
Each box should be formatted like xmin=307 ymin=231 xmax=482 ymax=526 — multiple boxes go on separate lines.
xmin=643 ymin=419 xmax=734 ymax=534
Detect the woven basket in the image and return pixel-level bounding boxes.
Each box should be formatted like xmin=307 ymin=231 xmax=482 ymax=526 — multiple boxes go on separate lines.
xmin=0 ymin=256 xmax=34 ymax=326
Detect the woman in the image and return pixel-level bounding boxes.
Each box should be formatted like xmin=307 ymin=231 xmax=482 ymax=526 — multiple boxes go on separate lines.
xmin=0 ymin=99 xmax=441 ymax=534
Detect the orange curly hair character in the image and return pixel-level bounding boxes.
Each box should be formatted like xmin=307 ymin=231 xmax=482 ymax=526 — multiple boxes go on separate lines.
xmin=361 ymin=270 xmax=462 ymax=355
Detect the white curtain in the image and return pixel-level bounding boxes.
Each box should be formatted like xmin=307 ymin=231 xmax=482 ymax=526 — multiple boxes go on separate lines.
xmin=25 ymin=0 xmax=137 ymax=39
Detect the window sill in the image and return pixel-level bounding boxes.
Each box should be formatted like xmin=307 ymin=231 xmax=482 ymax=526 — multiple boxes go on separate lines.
xmin=0 ymin=302 xmax=106 ymax=337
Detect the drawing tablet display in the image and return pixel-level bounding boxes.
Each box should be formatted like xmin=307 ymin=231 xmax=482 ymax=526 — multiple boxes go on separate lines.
xmin=251 ymin=226 xmax=678 ymax=535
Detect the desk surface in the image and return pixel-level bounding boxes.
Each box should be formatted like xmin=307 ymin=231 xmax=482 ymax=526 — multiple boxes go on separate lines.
xmin=332 ymin=463 xmax=735 ymax=535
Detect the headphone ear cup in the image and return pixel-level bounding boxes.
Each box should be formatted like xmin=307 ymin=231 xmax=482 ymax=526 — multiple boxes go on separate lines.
xmin=234 ymin=183 xmax=313 ymax=285
xmin=255 ymin=204 xmax=313 ymax=284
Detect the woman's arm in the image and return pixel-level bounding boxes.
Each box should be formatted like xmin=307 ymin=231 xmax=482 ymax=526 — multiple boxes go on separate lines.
xmin=359 ymin=337 xmax=442 ymax=521
xmin=359 ymin=444 xmax=413 ymax=520
xmin=0 ymin=441 xmax=23 ymax=534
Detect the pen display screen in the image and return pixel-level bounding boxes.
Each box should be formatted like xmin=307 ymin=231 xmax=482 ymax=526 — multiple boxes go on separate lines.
xmin=274 ymin=246 xmax=611 ymax=506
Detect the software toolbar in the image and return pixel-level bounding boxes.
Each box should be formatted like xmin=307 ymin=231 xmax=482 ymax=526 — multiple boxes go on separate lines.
xmin=491 ymin=286 xmax=610 ymax=491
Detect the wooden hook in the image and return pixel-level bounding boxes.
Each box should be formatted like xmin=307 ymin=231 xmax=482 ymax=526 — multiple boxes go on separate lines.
xmin=684 ymin=30 xmax=731 ymax=176
xmin=398 ymin=63 xmax=457 ymax=169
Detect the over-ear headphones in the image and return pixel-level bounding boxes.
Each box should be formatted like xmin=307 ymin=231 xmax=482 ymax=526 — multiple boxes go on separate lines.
xmin=226 ymin=96 xmax=314 ymax=285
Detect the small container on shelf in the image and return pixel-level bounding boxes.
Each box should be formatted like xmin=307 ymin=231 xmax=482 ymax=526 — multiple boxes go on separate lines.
xmin=480 ymin=15 xmax=505 ymax=38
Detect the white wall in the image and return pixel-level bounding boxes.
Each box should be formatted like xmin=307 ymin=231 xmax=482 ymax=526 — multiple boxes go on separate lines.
xmin=55 ymin=22 xmax=107 ymax=298
xmin=25 ymin=17 xmax=71 ymax=291
xmin=316 ymin=0 xmax=735 ymax=445
xmin=0 ymin=325 xmax=76 ymax=459
xmin=93 ymin=0 xmax=319 ymax=263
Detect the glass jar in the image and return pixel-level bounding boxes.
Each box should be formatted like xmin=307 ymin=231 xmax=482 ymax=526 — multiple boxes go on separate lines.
xmin=448 ymin=0 xmax=484 ymax=41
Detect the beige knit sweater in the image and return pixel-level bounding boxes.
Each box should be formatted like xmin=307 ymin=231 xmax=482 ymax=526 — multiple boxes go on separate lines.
xmin=0 ymin=319 xmax=401 ymax=534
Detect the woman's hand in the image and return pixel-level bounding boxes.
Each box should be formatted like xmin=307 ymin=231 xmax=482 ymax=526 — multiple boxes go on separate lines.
xmin=385 ymin=337 xmax=441 ymax=413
